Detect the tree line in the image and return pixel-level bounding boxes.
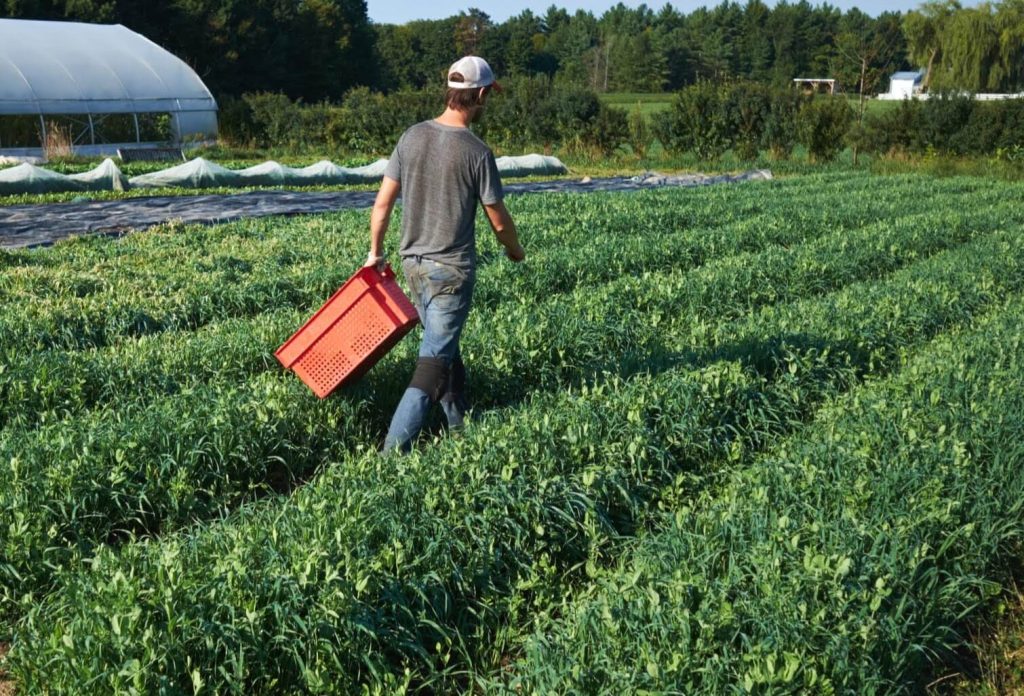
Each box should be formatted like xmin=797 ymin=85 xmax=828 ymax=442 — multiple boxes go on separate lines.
xmin=2 ymin=0 xmax=1022 ymax=100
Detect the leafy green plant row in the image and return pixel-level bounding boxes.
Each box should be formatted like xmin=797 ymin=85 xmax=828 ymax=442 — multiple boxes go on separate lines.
xmin=5 ymin=182 xmax=1007 ymax=435
xmin=0 ymin=241 xmax=353 ymax=355
xmin=0 ymin=173 xmax=994 ymax=352
xmin=0 ymin=199 xmax=991 ymax=621
xmin=0 ymin=209 xmax=809 ymax=426
xmin=0 ymin=213 xmax=356 ymax=299
xmin=0 ymin=174 xmax=737 ymax=299
xmin=0 ymin=170 xmax=981 ymax=300
xmin=474 ymin=175 xmax=1000 ymax=312
xmin=471 ymin=210 xmax=1022 ymax=399
xmin=0 ymin=170 xmax=910 ymax=343
xmin=7 ymin=232 xmax=1022 ymax=692
xmin=2 ymin=188 xmax=1007 ymax=527
xmin=495 ymin=299 xmax=1024 ymax=694
xmin=0 ymin=203 xmax=1009 ymax=648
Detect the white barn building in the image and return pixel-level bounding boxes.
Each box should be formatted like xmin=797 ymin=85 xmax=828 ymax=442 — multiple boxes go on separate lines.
xmin=0 ymin=18 xmax=218 ymax=158
xmin=881 ymin=71 xmax=925 ymax=100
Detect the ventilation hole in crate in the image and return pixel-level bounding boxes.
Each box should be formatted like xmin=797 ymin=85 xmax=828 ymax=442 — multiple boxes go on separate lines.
xmin=299 ymin=346 xmax=355 ymax=391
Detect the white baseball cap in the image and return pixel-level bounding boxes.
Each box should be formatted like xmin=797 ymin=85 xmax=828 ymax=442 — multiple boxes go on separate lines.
xmin=447 ymin=56 xmax=502 ymax=92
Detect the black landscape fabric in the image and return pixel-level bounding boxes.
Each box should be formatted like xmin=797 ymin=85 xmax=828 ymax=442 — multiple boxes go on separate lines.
xmin=0 ymin=171 xmax=771 ymax=249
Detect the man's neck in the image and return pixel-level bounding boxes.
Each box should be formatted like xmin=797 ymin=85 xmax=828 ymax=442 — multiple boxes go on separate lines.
xmin=435 ymin=107 xmax=472 ymax=128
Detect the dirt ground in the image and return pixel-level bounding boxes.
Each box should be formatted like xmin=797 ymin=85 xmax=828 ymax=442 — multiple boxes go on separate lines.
xmin=0 ymin=642 xmax=12 ymax=696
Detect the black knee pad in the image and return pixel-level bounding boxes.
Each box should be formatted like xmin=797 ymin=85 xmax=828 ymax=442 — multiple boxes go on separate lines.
xmin=409 ymin=357 xmax=449 ymax=402
xmin=442 ymin=357 xmax=466 ymax=404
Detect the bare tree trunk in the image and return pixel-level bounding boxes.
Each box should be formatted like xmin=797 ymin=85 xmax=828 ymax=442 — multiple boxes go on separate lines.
xmin=603 ymin=36 xmax=612 ymax=92
xmin=924 ymin=48 xmax=937 ymax=92
xmin=859 ymin=56 xmax=868 ymax=123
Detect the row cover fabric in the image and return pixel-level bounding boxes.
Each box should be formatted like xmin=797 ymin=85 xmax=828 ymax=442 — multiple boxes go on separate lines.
xmin=0 ymin=159 xmax=129 ymax=194
xmin=0 ymin=155 xmax=568 ymax=195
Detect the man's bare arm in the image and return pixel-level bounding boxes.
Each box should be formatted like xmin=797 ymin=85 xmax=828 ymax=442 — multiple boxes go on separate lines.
xmin=484 ymin=200 xmax=525 ymax=262
xmin=365 ymin=176 xmax=401 ymax=266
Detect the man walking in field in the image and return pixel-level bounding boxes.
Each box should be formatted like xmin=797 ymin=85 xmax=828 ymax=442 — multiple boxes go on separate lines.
xmin=365 ymin=55 xmax=526 ymax=452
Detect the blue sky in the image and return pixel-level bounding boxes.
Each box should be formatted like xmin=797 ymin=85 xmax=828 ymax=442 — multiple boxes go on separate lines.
xmin=366 ymin=0 xmax=940 ymax=25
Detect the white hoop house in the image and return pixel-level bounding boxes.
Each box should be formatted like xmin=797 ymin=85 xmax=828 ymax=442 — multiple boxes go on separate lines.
xmin=0 ymin=18 xmax=218 ymax=156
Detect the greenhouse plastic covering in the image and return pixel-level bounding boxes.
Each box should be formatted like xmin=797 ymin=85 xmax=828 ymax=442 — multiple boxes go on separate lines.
xmin=0 ymin=155 xmax=568 ymax=195
xmin=0 ymin=19 xmax=216 ymax=117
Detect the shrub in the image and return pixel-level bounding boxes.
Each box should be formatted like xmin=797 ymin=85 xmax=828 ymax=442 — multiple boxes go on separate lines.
xmin=725 ymin=83 xmax=772 ymax=161
xmin=581 ymin=104 xmax=629 ymax=157
xmin=549 ymin=87 xmax=602 ymax=147
xmin=477 ymin=78 xmax=620 ymax=156
xmin=796 ymin=96 xmax=853 ymax=162
xmin=216 ymin=95 xmax=257 ymax=147
xmin=326 ymin=88 xmax=435 ymax=155
xmin=474 ymin=75 xmax=557 ymax=151
xmin=996 ymin=98 xmax=1024 ymax=151
xmin=240 ymin=92 xmax=304 ymax=149
xmin=295 ymin=103 xmax=332 ymax=150
xmin=762 ymin=88 xmax=807 ymax=160
xmin=919 ymin=92 xmax=975 ymax=155
xmin=656 ymin=82 xmax=733 ymax=160
xmin=862 ymin=99 xmax=922 ymax=155
xmin=864 ymin=97 xmax=1024 ymax=158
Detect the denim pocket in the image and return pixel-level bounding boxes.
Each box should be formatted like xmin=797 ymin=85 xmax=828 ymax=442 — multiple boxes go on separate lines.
xmin=403 ymin=257 xmax=474 ymax=310
xmin=427 ymin=260 xmax=470 ymax=295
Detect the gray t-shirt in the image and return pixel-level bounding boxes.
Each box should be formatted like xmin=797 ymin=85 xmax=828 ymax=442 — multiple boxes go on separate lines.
xmin=384 ymin=120 xmax=503 ymax=269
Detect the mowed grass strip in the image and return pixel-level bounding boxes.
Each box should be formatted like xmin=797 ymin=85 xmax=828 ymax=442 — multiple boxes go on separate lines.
xmin=7 ymin=231 xmax=1023 ymax=692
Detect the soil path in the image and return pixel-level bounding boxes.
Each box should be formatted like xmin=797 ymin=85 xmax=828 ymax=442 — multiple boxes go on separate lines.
xmin=0 ymin=642 xmax=12 ymax=696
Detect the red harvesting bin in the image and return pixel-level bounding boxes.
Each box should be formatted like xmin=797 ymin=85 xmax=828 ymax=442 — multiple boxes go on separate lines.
xmin=276 ymin=264 xmax=419 ymax=398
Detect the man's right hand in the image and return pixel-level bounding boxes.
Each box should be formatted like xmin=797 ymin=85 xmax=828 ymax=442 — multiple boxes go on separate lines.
xmin=505 ymin=243 xmax=526 ymax=262
xmin=364 ymin=252 xmax=386 ymax=270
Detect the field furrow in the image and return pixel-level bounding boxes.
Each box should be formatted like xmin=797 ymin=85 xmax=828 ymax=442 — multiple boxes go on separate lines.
xmin=493 ymin=299 xmax=1024 ymax=694
xmin=5 ymin=229 xmax=1022 ymax=691
xmin=2 ymin=193 xmax=1013 ymax=435
xmin=1 ymin=197 xmax=1010 ymax=610
xmin=0 ymin=174 xmax=1002 ymax=354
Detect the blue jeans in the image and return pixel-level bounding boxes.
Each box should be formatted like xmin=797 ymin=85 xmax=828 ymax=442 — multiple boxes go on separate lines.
xmin=383 ymin=256 xmax=475 ymax=452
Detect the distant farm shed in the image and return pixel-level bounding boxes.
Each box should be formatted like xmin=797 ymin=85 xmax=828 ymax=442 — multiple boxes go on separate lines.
xmin=883 ymin=71 xmax=925 ymax=100
xmin=0 ymin=18 xmax=217 ymax=158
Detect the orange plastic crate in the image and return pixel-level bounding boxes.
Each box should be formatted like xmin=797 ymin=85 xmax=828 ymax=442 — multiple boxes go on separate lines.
xmin=276 ymin=264 xmax=419 ymax=398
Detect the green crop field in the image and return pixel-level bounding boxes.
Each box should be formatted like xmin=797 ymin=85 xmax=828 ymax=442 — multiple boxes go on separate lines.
xmin=1 ymin=170 xmax=1024 ymax=693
